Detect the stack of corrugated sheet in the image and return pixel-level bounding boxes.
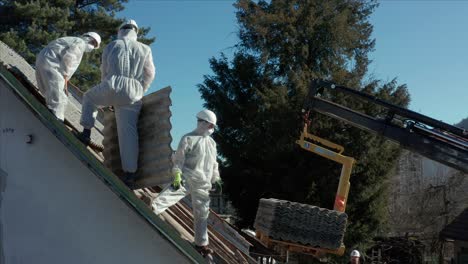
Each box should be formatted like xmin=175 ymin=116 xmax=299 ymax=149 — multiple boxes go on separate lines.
xmin=102 ymin=87 xmax=173 ymax=188
xmin=254 ymin=198 xmax=347 ymax=249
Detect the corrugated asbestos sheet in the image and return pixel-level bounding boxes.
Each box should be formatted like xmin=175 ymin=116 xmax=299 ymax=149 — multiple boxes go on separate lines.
xmin=102 ymin=87 xmax=174 ymax=188
xmin=440 ymin=208 xmax=468 ymax=242
xmin=0 ymin=40 xmax=104 ymax=144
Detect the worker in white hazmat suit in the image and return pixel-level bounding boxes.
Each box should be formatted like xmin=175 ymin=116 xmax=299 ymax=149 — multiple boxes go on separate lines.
xmin=78 ymin=19 xmax=155 ymax=184
xmin=35 ymin=32 xmax=101 ymax=120
xmin=152 ymin=110 xmax=221 ymax=257
xmin=349 ymin=250 xmax=361 ymax=264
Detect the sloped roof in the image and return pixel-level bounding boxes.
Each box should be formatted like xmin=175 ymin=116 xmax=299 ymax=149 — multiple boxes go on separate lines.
xmin=440 ymin=208 xmax=468 ymax=242
xmin=0 ymin=40 xmax=273 ymax=264
xmin=0 ymin=41 xmax=205 ymax=263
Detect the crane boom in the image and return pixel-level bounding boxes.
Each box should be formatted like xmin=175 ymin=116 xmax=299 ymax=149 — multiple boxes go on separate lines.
xmin=303 ymin=79 xmax=468 ymax=173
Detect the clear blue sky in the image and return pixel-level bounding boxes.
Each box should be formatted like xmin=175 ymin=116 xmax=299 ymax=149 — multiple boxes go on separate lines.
xmin=120 ymin=1 xmax=468 ymax=148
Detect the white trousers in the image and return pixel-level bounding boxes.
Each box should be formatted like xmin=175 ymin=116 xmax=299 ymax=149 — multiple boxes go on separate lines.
xmin=80 ymin=82 xmax=142 ymax=172
xmin=35 ymin=57 xmax=68 ymax=121
xmin=152 ymin=180 xmax=211 ymax=246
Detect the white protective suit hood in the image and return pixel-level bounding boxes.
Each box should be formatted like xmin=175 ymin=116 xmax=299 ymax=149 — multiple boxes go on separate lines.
xmin=118 ymin=29 xmax=138 ymax=41
xmin=85 ymin=43 xmax=94 ymax=52
xmin=195 ymin=121 xmax=214 ymax=136
xmin=81 ymin=36 xmax=96 ymax=52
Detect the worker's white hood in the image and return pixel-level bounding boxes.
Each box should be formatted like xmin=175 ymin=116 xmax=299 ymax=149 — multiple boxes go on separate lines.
xmin=118 ymin=29 xmax=137 ymax=41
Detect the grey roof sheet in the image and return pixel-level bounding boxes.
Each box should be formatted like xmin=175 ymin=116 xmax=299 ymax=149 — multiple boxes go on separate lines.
xmin=102 ymin=87 xmax=174 ymax=188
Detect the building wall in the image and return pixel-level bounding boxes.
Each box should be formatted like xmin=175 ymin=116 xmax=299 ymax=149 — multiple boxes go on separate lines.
xmin=388 ymin=149 xmax=468 ymax=253
xmin=0 ymin=81 xmax=189 ymax=263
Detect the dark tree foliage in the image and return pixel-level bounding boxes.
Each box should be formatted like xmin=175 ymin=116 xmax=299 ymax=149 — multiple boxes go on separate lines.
xmin=0 ymin=0 xmax=154 ymax=89
xmin=199 ymin=0 xmax=411 ymax=253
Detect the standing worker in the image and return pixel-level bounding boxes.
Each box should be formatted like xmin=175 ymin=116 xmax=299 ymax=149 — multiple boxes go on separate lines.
xmin=35 ymin=32 xmax=101 ymax=121
xmin=349 ymin=250 xmax=361 ymax=264
xmin=152 ymin=110 xmax=222 ymax=257
xmin=77 ymin=19 xmax=155 ymax=185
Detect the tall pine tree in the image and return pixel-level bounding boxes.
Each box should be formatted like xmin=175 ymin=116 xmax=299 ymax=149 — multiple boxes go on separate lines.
xmin=0 ymin=0 xmax=154 ymax=89
xmin=199 ymin=0 xmax=411 ymax=254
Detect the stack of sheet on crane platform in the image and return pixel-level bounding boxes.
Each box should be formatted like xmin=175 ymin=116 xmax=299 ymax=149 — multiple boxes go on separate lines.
xmin=254 ymin=198 xmax=347 ymax=249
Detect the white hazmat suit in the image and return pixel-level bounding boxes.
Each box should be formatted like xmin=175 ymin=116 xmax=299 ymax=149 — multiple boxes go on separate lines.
xmin=152 ymin=116 xmax=220 ymax=247
xmin=36 ymin=36 xmax=97 ymax=120
xmin=80 ymin=28 xmax=155 ymax=173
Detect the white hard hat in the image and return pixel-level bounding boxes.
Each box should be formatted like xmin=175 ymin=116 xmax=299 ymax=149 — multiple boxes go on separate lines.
xmin=83 ymin=32 xmax=101 ymax=49
xmin=119 ymin=19 xmax=139 ymax=32
xmin=350 ymin=250 xmax=360 ymax=257
xmin=196 ymin=110 xmax=217 ymax=126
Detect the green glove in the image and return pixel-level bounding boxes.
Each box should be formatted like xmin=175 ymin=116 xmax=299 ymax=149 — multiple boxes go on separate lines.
xmin=172 ymin=171 xmax=182 ymax=190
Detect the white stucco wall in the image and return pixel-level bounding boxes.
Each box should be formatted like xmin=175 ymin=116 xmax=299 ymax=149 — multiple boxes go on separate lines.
xmin=0 ymin=80 xmax=190 ymax=263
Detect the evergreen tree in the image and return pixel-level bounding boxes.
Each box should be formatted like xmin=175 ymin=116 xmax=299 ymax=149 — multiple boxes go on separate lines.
xmin=198 ymin=0 xmax=411 ymax=254
xmin=0 ymin=0 xmax=154 ymax=89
